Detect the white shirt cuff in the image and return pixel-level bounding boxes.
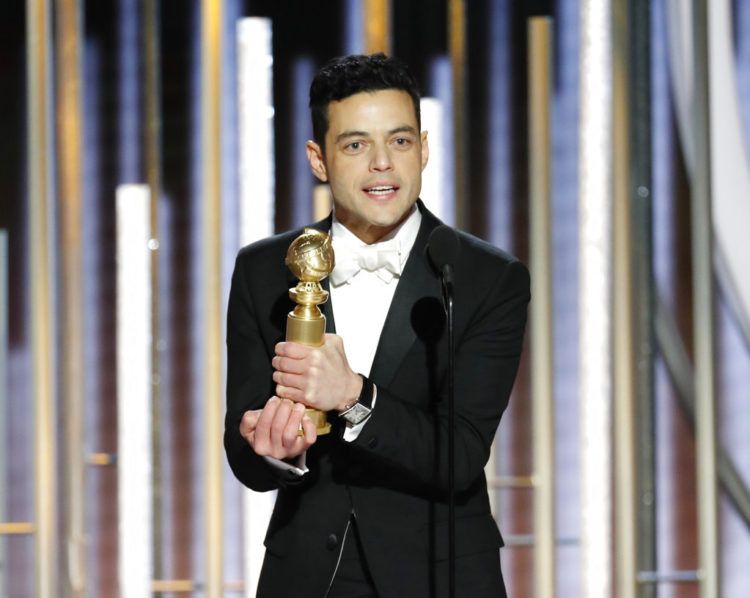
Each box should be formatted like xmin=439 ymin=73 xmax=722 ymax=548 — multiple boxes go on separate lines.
xmin=263 ymin=452 xmax=308 ymax=476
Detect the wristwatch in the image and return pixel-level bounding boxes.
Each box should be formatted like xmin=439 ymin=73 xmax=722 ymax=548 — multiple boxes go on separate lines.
xmin=339 ymin=375 xmax=374 ymax=426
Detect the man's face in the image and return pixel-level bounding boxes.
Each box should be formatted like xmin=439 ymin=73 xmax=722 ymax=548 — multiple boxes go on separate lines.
xmin=306 ymin=89 xmax=429 ymax=244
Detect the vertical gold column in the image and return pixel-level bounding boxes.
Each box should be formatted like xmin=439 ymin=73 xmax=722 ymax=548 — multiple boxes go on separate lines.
xmin=528 ymin=18 xmax=556 ymax=598
xmin=612 ymin=1 xmax=637 ymax=597
xmin=55 ymin=0 xmax=86 ymax=594
xmin=27 ymin=0 xmax=57 ymax=595
xmin=143 ymin=0 xmax=163 ymax=581
xmin=448 ymin=0 xmax=467 ymax=229
xmin=201 ymin=1 xmax=224 ymax=596
xmin=691 ymin=0 xmax=720 ymax=596
xmin=364 ymin=0 xmax=390 ymax=55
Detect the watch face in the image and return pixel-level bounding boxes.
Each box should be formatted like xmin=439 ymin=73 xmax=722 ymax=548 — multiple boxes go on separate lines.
xmin=342 ymin=402 xmax=371 ymax=425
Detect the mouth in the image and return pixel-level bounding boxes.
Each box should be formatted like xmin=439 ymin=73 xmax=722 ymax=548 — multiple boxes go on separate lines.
xmin=363 ymin=185 xmax=399 ymax=197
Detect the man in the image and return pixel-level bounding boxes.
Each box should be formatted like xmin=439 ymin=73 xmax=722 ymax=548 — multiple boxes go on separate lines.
xmin=225 ymin=53 xmax=529 ymax=597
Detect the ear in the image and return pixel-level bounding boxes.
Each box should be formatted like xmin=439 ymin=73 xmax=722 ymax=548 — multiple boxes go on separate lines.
xmin=306 ymin=140 xmax=328 ymax=182
xmin=420 ymin=131 xmax=429 ymax=171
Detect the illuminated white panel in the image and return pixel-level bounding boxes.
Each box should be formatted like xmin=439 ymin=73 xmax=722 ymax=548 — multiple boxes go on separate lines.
xmin=237 ymin=17 xmax=276 ymax=598
xmin=420 ymin=97 xmax=448 ymax=222
xmin=578 ymin=1 xmax=613 ymax=597
xmin=116 ymin=184 xmax=153 ymax=597
xmin=238 ymin=17 xmax=275 ymax=246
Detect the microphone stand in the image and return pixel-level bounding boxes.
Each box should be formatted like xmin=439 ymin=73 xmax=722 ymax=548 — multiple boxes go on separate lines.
xmin=428 ymin=225 xmax=460 ymax=598
xmin=441 ymin=265 xmax=456 ymax=598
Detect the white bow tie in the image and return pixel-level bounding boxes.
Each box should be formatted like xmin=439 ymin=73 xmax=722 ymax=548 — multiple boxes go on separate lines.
xmin=330 ymin=238 xmax=402 ymax=285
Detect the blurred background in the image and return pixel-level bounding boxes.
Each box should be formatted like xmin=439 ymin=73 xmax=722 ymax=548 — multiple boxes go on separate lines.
xmin=1 ymin=0 xmax=749 ymax=596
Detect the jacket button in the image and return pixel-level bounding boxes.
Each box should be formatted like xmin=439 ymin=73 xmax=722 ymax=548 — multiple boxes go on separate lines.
xmin=326 ymin=534 xmax=338 ymax=550
xmin=367 ymin=436 xmax=378 ymax=449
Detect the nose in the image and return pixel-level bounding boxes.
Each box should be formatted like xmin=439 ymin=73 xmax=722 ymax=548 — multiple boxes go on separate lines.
xmin=369 ymin=143 xmax=393 ymax=172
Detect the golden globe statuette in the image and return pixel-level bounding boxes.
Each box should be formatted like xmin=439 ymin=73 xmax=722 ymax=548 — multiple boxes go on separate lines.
xmin=284 ymin=228 xmax=335 ymax=435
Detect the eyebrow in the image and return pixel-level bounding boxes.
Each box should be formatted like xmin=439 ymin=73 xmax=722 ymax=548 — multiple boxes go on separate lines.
xmin=334 ymin=125 xmax=419 ymax=144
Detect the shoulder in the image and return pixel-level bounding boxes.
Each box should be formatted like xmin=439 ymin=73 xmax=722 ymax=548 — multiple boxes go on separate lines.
xmin=450 ymin=229 xmax=530 ymax=301
xmin=418 ymin=201 xmax=524 ymax=276
xmin=455 ymin=229 xmax=528 ymax=281
xmin=236 ymin=229 xmax=299 ymax=263
xmin=234 ymin=218 xmax=331 ymax=274
xmin=455 ymin=229 xmax=521 ymax=268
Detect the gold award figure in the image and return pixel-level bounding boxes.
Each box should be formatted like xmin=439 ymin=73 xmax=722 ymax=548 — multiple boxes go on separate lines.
xmin=284 ymin=228 xmax=335 ymax=435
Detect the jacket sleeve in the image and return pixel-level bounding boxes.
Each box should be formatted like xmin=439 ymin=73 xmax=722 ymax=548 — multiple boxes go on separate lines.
xmin=224 ymin=252 xmax=304 ymax=491
xmin=349 ymin=258 xmax=530 ymax=494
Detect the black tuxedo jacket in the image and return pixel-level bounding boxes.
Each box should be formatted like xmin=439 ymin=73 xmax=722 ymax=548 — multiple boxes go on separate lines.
xmin=225 ymin=202 xmax=530 ymax=598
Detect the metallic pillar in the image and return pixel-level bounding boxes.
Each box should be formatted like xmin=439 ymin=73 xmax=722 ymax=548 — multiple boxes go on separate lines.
xmin=201 ymin=1 xmax=225 ymax=595
xmin=448 ymin=0 xmax=467 ymax=229
xmin=612 ymin=2 xmax=638 ymax=597
xmin=655 ymin=299 xmax=750 ymax=528
xmin=364 ymin=0 xmax=390 ymax=55
xmin=55 ymin=0 xmax=86 ymax=593
xmin=27 ymin=0 xmax=58 ymax=595
xmin=578 ymin=1 xmax=613 ymax=596
xmin=143 ymin=0 xmax=164 ymax=582
xmin=628 ymin=0 xmax=657 ymax=594
xmin=527 ymin=17 xmax=556 ymax=598
xmin=690 ymin=0 xmax=720 ymax=596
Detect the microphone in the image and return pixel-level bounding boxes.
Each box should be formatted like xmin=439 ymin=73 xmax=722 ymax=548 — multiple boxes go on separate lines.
xmin=427 ymin=224 xmax=459 ymax=598
xmin=427 ymin=225 xmax=460 ymax=296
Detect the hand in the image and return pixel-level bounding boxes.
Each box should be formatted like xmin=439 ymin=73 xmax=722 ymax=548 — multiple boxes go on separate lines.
xmin=272 ymin=333 xmax=363 ymax=412
xmin=240 ymin=397 xmax=316 ymax=460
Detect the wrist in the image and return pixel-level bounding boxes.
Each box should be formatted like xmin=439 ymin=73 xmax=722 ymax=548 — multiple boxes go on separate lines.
xmin=337 ymin=373 xmax=364 ymax=412
xmin=338 ymin=375 xmax=374 ymax=426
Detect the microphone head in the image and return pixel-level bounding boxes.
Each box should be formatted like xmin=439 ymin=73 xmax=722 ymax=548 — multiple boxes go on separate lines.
xmin=427 ymin=225 xmax=460 ymax=271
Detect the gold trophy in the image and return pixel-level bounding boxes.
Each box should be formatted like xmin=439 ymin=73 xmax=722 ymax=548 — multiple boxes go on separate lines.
xmin=284 ymin=228 xmax=335 ymax=435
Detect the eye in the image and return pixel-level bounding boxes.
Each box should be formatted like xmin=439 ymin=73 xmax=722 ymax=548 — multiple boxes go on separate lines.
xmin=393 ymin=137 xmax=412 ymax=148
xmin=343 ymin=141 xmax=364 ymax=153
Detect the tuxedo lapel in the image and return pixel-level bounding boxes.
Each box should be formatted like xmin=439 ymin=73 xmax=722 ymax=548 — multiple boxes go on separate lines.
xmin=369 ymin=203 xmax=442 ymax=387
xmin=321 ymin=277 xmax=336 ymax=333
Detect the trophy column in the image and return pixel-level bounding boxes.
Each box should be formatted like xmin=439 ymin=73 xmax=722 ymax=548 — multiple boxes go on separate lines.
xmin=284 ymin=228 xmax=335 ymax=435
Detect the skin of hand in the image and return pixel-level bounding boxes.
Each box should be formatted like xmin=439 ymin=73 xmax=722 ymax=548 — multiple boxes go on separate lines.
xmin=240 ymin=396 xmax=317 ymax=460
xmin=272 ymin=333 xmax=364 ymax=412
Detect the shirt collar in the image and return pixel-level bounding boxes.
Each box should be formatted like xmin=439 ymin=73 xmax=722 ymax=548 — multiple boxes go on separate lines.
xmin=330 ymin=204 xmax=422 ymax=268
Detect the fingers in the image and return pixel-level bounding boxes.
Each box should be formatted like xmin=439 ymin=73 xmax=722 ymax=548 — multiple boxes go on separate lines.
xmin=273 ymin=372 xmax=311 ymax=404
xmin=300 ymin=412 xmax=317 ymax=445
xmin=245 ymin=397 xmax=315 ymax=460
xmin=275 ymin=341 xmax=312 ymax=360
xmin=269 ymin=398 xmax=295 ymax=449
xmin=281 ymin=402 xmax=306 ymax=447
xmin=240 ymin=409 xmax=261 ymax=445
xmin=251 ymin=397 xmax=281 ymax=456
xmin=271 ymin=354 xmax=307 ymax=375
xmin=272 ymin=369 xmax=305 ymax=390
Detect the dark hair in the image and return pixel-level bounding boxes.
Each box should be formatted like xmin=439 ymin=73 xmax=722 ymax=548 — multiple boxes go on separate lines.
xmin=309 ymin=53 xmax=421 ymax=148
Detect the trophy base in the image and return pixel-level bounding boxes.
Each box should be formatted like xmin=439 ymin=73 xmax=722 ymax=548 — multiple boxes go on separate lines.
xmin=302 ymin=407 xmax=331 ymax=436
xmin=287 ymin=312 xmax=326 ymax=347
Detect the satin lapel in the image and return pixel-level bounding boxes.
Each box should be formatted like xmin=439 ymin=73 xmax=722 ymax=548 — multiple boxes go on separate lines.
xmin=321 ymin=277 xmax=336 ymax=333
xmin=369 ymin=205 xmax=441 ymax=387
